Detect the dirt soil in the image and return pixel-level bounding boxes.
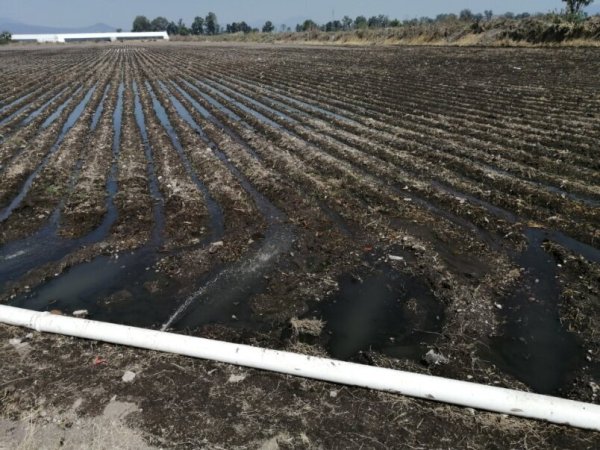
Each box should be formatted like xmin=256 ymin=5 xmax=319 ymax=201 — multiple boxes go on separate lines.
xmin=2 ymin=324 xmax=599 ymax=449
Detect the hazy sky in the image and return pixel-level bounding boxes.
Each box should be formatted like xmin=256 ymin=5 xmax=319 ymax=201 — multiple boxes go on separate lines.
xmin=0 ymin=0 xmax=576 ymax=29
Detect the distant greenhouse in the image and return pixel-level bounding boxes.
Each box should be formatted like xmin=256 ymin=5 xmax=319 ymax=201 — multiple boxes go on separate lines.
xmin=12 ymin=31 xmax=169 ymax=43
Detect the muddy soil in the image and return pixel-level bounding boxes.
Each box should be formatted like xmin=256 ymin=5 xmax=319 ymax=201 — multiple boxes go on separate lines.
xmin=1 ymin=43 xmax=599 ymax=448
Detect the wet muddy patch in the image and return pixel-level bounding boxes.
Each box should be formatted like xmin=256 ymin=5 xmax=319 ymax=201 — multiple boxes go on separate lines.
xmin=299 ymin=261 xmax=445 ymax=363
xmin=486 ymin=228 xmax=586 ymax=395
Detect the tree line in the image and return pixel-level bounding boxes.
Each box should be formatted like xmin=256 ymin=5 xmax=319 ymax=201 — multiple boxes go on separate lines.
xmin=132 ymin=1 xmax=594 ymax=36
xmin=298 ymin=3 xmax=595 ymax=33
xmin=132 ymin=13 xmax=276 ymax=36
xmin=132 ymin=13 xmax=220 ymax=35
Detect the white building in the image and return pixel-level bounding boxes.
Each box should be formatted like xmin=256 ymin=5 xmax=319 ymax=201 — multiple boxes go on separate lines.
xmin=12 ymin=31 xmax=169 ymax=43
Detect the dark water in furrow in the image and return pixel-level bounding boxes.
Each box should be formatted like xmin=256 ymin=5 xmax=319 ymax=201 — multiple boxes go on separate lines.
xmin=0 ymin=85 xmax=96 ymax=222
xmin=173 ymin=80 xmax=352 ymax=236
xmin=179 ymin=79 xmax=245 ymax=124
xmin=177 ymin=77 xmax=355 ymax=240
xmin=288 ymin=75 xmax=600 ymax=208
xmin=205 ymin=77 xmax=299 ymax=126
xmin=0 ymin=87 xmax=86 ymax=176
xmin=2 ymin=67 xmax=597 ymax=394
xmin=8 ymin=81 xmax=176 ymax=327
xmin=230 ymin=73 xmax=600 ymax=209
xmin=0 ymin=91 xmax=36 ymax=115
xmin=91 ymin=83 xmax=111 ymax=131
xmin=0 ymin=83 xmax=124 ymax=289
xmin=156 ymin=79 xmax=293 ymax=330
xmin=0 ymin=89 xmax=47 ymax=129
xmin=132 ymin=80 xmax=165 ymax=246
xmin=180 ymin=74 xmax=598 ymax=392
xmin=227 ymin=74 xmax=348 ymax=122
xmin=189 ymin=76 xmax=499 ymax=249
xmin=40 ymin=86 xmax=83 ymax=130
xmin=192 ymin=78 xmax=284 ymax=130
xmin=145 ymin=80 xmax=224 ymax=243
xmin=21 ymin=87 xmax=70 ymax=127
xmin=487 ymin=228 xmax=585 ymax=394
xmin=429 ymin=181 xmax=598 ymax=394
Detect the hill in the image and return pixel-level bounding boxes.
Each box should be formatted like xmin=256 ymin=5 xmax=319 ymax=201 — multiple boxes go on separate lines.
xmin=0 ymin=18 xmax=116 ymax=34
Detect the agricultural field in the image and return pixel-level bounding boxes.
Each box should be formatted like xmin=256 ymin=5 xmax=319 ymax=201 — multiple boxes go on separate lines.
xmin=1 ymin=43 xmax=599 ymax=446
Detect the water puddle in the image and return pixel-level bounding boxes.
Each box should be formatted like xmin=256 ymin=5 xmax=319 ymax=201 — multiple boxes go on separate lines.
xmin=433 ymin=182 xmax=598 ymax=393
xmin=303 ymin=262 xmax=444 ymax=362
xmin=164 ymin=226 xmax=293 ymax=330
xmin=487 ymin=228 xmax=584 ymax=394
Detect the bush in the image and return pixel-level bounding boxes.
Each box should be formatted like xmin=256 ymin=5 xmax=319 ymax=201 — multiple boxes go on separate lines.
xmin=503 ymin=17 xmax=597 ymax=42
xmin=0 ymin=31 xmax=11 ymax=44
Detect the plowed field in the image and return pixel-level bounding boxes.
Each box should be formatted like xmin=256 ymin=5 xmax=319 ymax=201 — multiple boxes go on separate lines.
xmin=1 ymin=44 xmax=599 ymax=425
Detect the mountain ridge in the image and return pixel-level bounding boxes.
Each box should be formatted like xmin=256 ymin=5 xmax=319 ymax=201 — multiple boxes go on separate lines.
xmin=0 ymin=18 xmax=116 ymax=34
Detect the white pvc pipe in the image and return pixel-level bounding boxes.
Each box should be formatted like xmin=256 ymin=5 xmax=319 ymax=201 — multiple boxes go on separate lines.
xmin=1 ymin=305 xmax=599 ymax=431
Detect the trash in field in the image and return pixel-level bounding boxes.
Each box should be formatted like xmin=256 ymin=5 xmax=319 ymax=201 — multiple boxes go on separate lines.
xmin=423 ymin=349 xmax=449 ymax=366
xmin=209 ymin=241 xmax=224 ymax=254
xmin=122 ymin=371 xmax=136 ymax=383
xmin=93 ymin=356 xmax=107 ymax=366
xmin=388 ymin=255 xmax=404 ymax=262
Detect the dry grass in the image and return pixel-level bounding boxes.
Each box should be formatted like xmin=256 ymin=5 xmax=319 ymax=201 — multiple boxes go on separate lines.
xmin=175 ymin=25 xmax=600 ymax=47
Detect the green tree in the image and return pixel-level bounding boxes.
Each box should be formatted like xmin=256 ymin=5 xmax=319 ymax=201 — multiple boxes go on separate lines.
xmin=177 ymin=19 xmax=190 ymax=35
xmin=132 ymin=15 xmax=151 ymax=32
xmin=459 ymin=9 xmax=474 ymax=21
xmin=151 ymin=17 xmax=169 ymax=31
xmin=368 ymin=15 xmax=389 ymax=28
xmin=302 ymin=19 xmax=318 ymax=31
xmin=205 ymin=12 xmax=219 ymax=35
xmin=484 ymin=10 xmax=494 ymax=21
xmin=354 ymin=15 xmax=368 ymax=29
xmin=342 ymin=16 xmax=353 ymax=30
xmin=0 ymin=31 xmax=11 ymax=44
xmin=167 ymin=21 xmax=179 ymax=35
xmin=191 ymin=16 xmax=205 ymax=35
xmin=262 ymin=20 xmax=275 ymax=33
xmin=563 ymin=0 xmax=594 ymax=15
